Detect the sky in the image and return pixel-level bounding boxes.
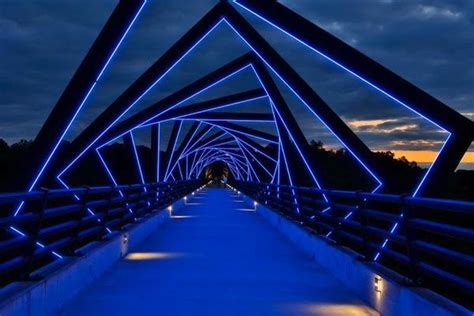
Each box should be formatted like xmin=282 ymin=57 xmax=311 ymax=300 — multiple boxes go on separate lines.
xmin=0 ymin=0 xmax=473 ymax=165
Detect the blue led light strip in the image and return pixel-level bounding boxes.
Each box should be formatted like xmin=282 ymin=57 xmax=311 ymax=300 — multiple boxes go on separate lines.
xmin=189 ymin=146 xmax=248 ymax=179
xmin=230 ymin=4 xmax=453 ymax=261
xmin=156 ymin=123 xmax=161 ymax=182
xmin=168 ymin=139 xmax=241 ymax=178
xmin=202 ymin=122 xmax=278 ymax=164
xmin=266 ymin=99 xmax=300 ymax=210
xmin=139 ymin=64 xmax=254 ymax=127
xmin=173 ymin=94 xmax=268 ymax=120
xmin=236 ymin=138 xmax=274 ymax=178
xmin=16 ymin=1 xmax=147 ymax=216
xmin=179 ymin=122 xmax=203 ymax=159
xmin=242 ymin=145 xmax=273 ymax=179
xmin=235 ymin=138 xmax=259 ymax=182
xmin=91 ymin=63 xmax=254 ymax=163
xmin=182 ymin=127 xmax=215 ymax=157
xmin=7 ymin=226 xmax=63 ymax=259
xmin=188 ymin=122 xmax=279 ymax=179
xmin=164 ymin=122 xmax=183 ymax=181
xmin=233 ymin=7 xmax=446 ymax=179
xmin=250 ymin=65 xmax=328 ymax=201
xmin=96 ymin=147 xmax=135 ymax=214
xmin=225 ymin=19 xmax=383 ymax=194
xmin=130 ymin=131 xmax=150 ymax=207
xmin=9 ymin=2 xmax=147 ymax=258
xmin=57 ymin=176 xmax=114 ymax=234
xmin=372 ymin=132 xmax=452 ymax=261
xmin=57 ymin=18 xmax=229 ymax=183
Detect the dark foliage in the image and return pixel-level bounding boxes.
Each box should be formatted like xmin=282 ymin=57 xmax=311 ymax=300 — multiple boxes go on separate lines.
xmin=0 ymin=138 xmax=472 ymax=200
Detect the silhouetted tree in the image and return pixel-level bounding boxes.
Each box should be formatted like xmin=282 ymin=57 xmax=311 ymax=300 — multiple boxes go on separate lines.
xmin=0 ymin=138 xmax=471 ymax=200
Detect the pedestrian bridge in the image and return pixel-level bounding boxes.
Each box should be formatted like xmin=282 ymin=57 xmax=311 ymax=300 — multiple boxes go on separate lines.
xmin=58 ymin=187 xmax=378 ymax=316
xmin=0 ymin=182 xmax=472 ymax=315
xmin=1 ymin=0 xmax=473 ymax=315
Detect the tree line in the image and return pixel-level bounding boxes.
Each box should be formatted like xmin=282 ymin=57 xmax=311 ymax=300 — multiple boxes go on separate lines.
xmin=0 ymin=138 xmax=471 ymax=200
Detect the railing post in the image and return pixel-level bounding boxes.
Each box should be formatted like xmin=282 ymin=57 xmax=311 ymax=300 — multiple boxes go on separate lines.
xmin=309 ymin=187 xmax=320 ymax=234
xmin=22 ymin=188 xmax=49 ymax=280
xmin=356 ymin=191 xmax=370 ymax=260
xmin=404 ymin=196 xmax=421 ymax=285
xmin=149 ymin=183 xmax=158 ymax=210
xmin=103 ymin=186 xmax=115 ymax=234
xmin=123 ymin=185 xmax=133 ymax=222
xmin=67 ymin=186 xmax=90 ymax=255
xmin=264 ymin=184 xmax=270 ymax=206
xmin=157 ymin=183 xmax=163 ymax=209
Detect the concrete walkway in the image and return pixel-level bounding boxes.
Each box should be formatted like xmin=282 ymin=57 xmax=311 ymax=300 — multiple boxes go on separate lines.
xmin=58 ymin=188 xmax=378 ymax=316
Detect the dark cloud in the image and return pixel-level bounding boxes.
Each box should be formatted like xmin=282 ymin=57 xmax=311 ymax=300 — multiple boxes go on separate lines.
xmin=0 ymin=0 xmax=472 ymax=156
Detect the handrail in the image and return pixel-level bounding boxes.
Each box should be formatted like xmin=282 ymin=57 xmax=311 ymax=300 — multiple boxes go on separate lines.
xmin=234 ymin=181 xmax=474 ymax=309
xmin=0 ymin=180 xmax=201 ymax=287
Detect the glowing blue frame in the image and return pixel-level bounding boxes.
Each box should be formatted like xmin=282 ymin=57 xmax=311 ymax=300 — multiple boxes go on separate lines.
xmin=231 ymin=0 xmax=457 ymax=260
xmin=8 ymin=0 xmax=147 ymax=259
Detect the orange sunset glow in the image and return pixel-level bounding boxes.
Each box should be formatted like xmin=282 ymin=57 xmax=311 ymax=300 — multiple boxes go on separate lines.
xmin=389 ymin=150 xmax=474 ymax=164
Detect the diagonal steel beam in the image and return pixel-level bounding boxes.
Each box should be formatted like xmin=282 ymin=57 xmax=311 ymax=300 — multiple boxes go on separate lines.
xmin=182 ymin=112 xmax=273 ymax=122
xmin=147 ymin=88 xmax=266 ymax=124
xmin=20 ymin=0 xmax=147 ymax=192
xmin=233 ymin=0 xmax=474 ymax=195
xmin=162 ymin=121 xmax=183 ymax=181
xmin=96 ymin=53 xmax=255 ymax=147
xmin=55 ymin=2 xmax=226 ymax=179
xmin=234 ymin=0 xmax=474 ymax=136
xmin=207 ymin=121 xmax=278 ymax=144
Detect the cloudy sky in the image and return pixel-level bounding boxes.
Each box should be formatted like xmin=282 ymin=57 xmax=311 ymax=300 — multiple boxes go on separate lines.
xmin=0 ymin=0 xmax=472 ymax=165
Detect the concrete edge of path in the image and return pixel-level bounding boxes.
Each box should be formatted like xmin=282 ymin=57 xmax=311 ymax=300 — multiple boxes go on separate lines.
xmin=237 ymin=193 xmax=471 ymax=316
xmin=0 ymin=199 xmax=187 ymax=316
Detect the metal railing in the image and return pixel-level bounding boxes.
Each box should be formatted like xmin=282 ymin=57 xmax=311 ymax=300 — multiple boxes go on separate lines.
xmin=0 ymin=180 xmax=200 ymax=286
xmin=235 ymin=181 xmax=474 ymax=308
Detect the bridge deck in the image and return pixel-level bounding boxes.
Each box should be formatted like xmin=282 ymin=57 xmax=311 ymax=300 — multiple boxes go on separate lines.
xmin=58 ymin=188 xmax=378 ymax=315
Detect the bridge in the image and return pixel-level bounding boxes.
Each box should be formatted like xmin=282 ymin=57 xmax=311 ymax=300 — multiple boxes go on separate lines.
xmin=1 ymin=1 xmax=473 ymax=315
